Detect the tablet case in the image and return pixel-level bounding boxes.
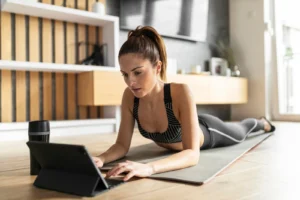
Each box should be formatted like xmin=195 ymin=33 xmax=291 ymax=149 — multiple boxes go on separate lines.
xmin=26 ymin=141 xmax=124 ymax=197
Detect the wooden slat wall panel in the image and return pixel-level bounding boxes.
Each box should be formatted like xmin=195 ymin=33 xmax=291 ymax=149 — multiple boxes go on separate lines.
xmin=42 ymin=0 xmax=52 ymax=5
xmin=1 ymin=12 xmax=12 ymax=122
xmin=88 ymin=0 xmax=97 ymax=12
xmin=29 ymin=16 xmax=40 ymax=121
xmin=55 ymin=73 xmax=64 ymax=120
xmin=98 ymin=18 xmax=104 ymax=118
xmin=15 ymin=14 xmax=26 ymax=122
xmin=88 ymin=26 xmax=98 ymax=119
xmin=42 ymin=4 xmax=52 ymax=120
xmin=0 ymin=0 xmax=105 ymax=122
xmin=54 ymin=0 xmax=65 ymax=120
xmin=66 ymin=1 xmax=76 ymax=120
xmin=77 ymin=15 xmax=88 ymax=118
xmin=41 ymin=0 xmax=53 ymax=122
xmin=88 ymin=0 xmax=100 ymax=119
xmin=0 ymin=70 xmax=12 ymax=122
xmin=77 ymin=0 xmax=87 ymax=10
xmin=43 ymin=72 xmax=52 ymax=120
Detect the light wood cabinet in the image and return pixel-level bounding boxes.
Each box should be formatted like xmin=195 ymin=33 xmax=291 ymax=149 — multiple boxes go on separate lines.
xmin=78 ymin=71 xmax=248 ymax=106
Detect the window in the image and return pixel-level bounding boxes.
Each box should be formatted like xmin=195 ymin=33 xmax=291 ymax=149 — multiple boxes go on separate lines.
xmin=273 ymin=0 xmax=300 ymax=120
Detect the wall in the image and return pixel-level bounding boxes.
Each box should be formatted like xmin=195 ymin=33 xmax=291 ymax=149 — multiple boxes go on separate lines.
xmin=0 ymin=0 xmax=105 ymax=123
xmin=230 ymin=0 xmax=273 ymax=120
xmin=106 ymin=0 xmax=231 ymax=120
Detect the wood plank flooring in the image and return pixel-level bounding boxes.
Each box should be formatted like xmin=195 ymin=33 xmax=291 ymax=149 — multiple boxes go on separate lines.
xmin=0 ymin=122 xmax=299 ymax=200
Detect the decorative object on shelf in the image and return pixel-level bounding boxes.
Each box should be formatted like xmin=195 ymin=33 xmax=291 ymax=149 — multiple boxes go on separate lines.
xmin=211 ymin=29 xmax=241 ymax=77
xmin=209 ymin=57 xmax=228 ymax=76
xmin=167 ymin=57 xmax=177 ymax=75
xmin=191 ymin=65 xmax=202 ymax=74
xmin=216 ymin=39 xmax=236 ymax=71
xmin=78 ymin=42 xmax=108 ymax=66
xmin=226 ymin=68 xmax=231 ymax=77
xmin=177 ymin=69 xmax=186 ymax=74
xmin=231 ymin=65 xmax=241 ymax=77
xmin=92 ymin=2 xmax=105 ymax=15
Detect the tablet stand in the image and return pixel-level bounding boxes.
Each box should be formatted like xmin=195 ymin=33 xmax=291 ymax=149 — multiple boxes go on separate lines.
xmin=34 ymin=168 xmax=107 ymax=197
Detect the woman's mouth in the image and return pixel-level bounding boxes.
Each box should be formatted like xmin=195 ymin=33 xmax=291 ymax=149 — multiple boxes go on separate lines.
xmin=132 ymin=88 xmax=141 ymax=92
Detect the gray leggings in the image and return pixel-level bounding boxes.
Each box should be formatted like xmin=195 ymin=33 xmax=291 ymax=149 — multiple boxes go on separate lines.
xmin=198 ymin=114 xmax=265 ymax=150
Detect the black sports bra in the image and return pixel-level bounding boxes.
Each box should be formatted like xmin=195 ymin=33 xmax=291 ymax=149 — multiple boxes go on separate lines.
xmin=133 ymin=83 xmax=182 ymax=143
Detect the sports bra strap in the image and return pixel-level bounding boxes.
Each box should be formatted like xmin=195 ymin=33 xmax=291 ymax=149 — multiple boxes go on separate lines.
xmin=164 ymin=83 xmax=172 ymax=103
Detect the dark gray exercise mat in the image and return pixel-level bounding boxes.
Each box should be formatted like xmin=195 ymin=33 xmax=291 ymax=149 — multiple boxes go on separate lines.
xmin=101 ymin=132 xmax=273 ymax=184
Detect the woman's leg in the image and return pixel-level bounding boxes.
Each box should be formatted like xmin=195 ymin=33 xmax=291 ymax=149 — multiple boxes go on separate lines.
xmin=198 ymin=114 xmax=268 ymax=149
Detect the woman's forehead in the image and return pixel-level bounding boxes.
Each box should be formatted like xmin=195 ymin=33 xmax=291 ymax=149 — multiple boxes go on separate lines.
xmin=120 ymin=54 xmax=150 ymax=68
xmin=120 ymin=53 xmax=144 ymax=61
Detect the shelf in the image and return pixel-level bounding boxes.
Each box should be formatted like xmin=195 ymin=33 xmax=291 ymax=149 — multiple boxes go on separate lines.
xmin=0 ymin=60 xmax=119 ymax=73
xmin=0 ymin=0 xmax=118 ymax=26
xmin=0 ymin=118 xmax=117 ymax=131
xmin=0 ymin=118 xmax=117 ymax=141
xmin=0 ymin=0 xmax=120 ymax=68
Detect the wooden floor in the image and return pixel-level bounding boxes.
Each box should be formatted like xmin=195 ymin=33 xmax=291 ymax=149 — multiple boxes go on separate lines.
xmin=0 ymin=122 xmax=299 ymax=200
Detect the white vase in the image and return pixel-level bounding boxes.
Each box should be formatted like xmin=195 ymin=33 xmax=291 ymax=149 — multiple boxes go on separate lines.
xmin=92 ymin=2 xmax=105 ymax=15
xmin=226 ymin=68 xmax=231 ymax=77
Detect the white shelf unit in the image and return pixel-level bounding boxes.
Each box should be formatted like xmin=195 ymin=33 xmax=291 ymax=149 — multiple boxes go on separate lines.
xmin=0 ymin=118 xmax=117 ymax=142
xmin=0 ymin=0 xmax=120 ymax=69
xmin=0 ymin=0 xmax=121 ymax=138
xmin=0 ymin=60 xmax=119 ymax=73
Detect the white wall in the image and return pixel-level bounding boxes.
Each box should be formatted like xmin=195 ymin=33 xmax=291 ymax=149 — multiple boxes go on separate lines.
xmin=230 ymin=0 xmax=273 ymax=120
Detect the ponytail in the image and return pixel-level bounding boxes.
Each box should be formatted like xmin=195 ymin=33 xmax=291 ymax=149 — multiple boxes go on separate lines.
xmin=119 ymin=26 xmax=167 ymax=81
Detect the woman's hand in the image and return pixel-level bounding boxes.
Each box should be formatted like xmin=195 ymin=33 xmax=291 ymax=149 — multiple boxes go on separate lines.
xmin=92 ymin=156 xmax=104 ymax=168
xmin=106 ymin=160 xmax=154 ymax=181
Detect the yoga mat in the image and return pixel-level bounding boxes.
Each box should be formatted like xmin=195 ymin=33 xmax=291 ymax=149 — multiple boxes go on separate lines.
xmin=101 ymin=132 xmax=273 ymax=184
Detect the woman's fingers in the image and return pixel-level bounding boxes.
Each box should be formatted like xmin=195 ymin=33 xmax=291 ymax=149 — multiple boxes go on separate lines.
xmin=92 ymin=157 xmax=98 ymax=162
xmin=92 ymin=157 xmax=104 ymax=167
xmin=112 ymin=165 xmax=131 ymax=177
xmin=106 ymin=162 xmax=129 ymax=177
xmin=123 ymin=170 xmax=136 ymax=181
xmin=96 ymin=161 xmax=102 ymax=167
xmin=107 ymin=166 xmax=127 ymax=178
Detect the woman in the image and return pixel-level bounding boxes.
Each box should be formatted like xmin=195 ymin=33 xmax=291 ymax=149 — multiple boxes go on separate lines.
xmin=92 ymin=26 xmax=275 ymax=182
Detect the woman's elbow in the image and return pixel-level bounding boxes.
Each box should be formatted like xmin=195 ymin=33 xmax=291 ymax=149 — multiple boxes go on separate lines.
xmin=188 ymin=150 xmax=200 ymax=166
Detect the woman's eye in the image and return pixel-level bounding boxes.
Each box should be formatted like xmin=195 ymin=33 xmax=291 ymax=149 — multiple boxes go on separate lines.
xmin=122 ymin=73 xmax=128 ymax=78
xmin=134 ymin=71 xmax=141 ymax=76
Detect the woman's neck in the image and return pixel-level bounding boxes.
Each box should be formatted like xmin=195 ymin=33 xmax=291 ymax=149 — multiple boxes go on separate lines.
xmin=140 ymin=80 xmax=164 ymax=106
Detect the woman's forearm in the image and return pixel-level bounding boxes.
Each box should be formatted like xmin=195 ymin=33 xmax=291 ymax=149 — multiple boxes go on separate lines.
xmin=98 ymin=143 xmax=128 ymax=164
xmin=147 ymin=149 xmax=200 ymax=174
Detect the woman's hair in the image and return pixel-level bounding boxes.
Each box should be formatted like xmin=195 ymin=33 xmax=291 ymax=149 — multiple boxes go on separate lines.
xmin=118 ymin=26 xmax=167 ymax=81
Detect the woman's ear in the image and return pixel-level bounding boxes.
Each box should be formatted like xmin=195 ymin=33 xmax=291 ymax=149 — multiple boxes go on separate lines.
xmin=156 ymin=61 xmax=162 ymax=74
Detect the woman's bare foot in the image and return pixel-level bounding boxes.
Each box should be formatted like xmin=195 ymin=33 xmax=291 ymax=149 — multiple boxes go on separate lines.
xmin=260 ymin=118 xmax=272 ymax=132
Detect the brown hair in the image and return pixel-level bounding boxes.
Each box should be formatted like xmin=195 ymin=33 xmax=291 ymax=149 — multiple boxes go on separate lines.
xmin=118 ymin=26 xmax=167 ymax=81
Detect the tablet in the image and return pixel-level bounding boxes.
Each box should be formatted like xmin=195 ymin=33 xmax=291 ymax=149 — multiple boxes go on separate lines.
xmin=26 ymin=141 xmax=124 ymax=197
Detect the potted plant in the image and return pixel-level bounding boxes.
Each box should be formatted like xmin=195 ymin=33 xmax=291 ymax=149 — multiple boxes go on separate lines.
xmin=213 ymin=30 xmax=240 ymax=77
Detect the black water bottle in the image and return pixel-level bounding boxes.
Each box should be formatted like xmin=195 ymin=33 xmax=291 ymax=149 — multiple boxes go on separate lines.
xmin=28 ymin=120 xmax=50 ymax=175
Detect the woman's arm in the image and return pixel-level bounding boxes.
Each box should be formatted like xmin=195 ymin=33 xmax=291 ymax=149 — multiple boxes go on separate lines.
xmin=147 ymin=84 xmax=201 ymax=173
xmin=95 ymin=88 xmax=135 ymax=166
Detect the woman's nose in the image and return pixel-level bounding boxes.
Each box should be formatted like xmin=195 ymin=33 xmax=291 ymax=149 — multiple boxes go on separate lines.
xmin=127 ymin=75 xmax=136 ymax=87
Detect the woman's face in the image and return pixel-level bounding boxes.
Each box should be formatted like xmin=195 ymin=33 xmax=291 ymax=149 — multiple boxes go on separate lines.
xmin=119 ymin=53 xmax=161 ymax=98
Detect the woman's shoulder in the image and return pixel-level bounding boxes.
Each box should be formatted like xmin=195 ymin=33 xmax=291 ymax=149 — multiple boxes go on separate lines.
xmin=169 ymin=82 xmax=194 ymax=108
xmin=121 ymin=87 xmax=135 ymax=112
xmin=169 ymin=82 xmax=192 ymax=98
